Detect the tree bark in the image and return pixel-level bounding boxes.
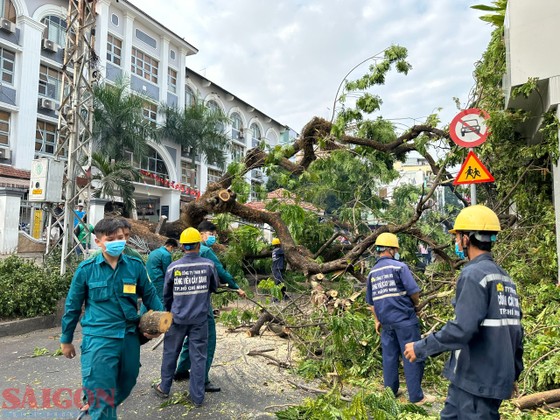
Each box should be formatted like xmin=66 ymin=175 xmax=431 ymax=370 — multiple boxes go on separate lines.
xmin=247 ymin=312 xmax=274 ymax=337
xmin=139 ymin=310 xmax=173 ymax=334
xmin=514 ymin=389 xmax=560 ymax=410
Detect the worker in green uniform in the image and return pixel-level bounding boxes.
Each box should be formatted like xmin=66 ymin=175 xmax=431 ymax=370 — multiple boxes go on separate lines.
xmin=88 ymin=218 xmax=144 ymax=261
xmin=60 ymin=218 xmax=163 ymax=420
xmin=174 ymin=220 xmax=246 ymax=392
xmin=140 ymin=238 xmax=178 ymax=314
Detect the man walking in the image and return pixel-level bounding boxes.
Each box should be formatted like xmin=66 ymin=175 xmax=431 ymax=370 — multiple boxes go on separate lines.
xmin=60 ymin=218 xmax=163 ymax=419
xmin=153 ymin=228 xmax=219 ymax=407
xmin=404 ymin=205 xmax=524 ymax=419
xmin=366 ymin=232 xmax=431 ymax=404
xmin=174 ymin=221 xmax=246 ymax=392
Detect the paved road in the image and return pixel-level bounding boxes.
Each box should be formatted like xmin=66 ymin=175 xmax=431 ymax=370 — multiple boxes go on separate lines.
xmin=0 ymin=324 xmax=305 ymax=419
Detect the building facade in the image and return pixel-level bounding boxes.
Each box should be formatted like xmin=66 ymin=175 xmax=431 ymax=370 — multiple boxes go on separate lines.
xmin=0 ymin=0 xmax=293 ymax=227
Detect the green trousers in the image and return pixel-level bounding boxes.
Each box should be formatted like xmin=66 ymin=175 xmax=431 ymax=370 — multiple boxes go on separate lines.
xmin=175 ymin=306 xmax=216 ymax=383
xmin=80 ymin=332 xmax=140 ymax=420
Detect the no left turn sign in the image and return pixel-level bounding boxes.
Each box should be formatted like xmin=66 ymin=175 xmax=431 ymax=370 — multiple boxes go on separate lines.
xmin=449 ymin=108 xmax=490 ymax=148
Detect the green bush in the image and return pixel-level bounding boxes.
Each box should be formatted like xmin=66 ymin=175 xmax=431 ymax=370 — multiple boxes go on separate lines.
xmin=0 ymin=255 xmax=72 ymax=318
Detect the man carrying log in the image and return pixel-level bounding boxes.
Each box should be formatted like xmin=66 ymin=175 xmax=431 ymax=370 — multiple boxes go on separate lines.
xmin=60 ymin=218 xmax=164 ymax=419
xmin=173 ymin=221 xmax=246 ymax=393
xmin=404 ymin=205 xmax=524 ymax=419
xmin=153 ymin=227 xmax=219 ymax=407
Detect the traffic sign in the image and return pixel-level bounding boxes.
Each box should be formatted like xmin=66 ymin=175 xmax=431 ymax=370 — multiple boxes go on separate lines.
xmin=449 ymin=108 xmax=490 ymax=147
xmin=453 ymin=151 xmax=494 ymax=185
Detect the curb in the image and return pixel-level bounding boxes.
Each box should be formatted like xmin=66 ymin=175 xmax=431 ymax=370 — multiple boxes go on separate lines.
xmin=0 ymin=314 xmax=61 ymax=338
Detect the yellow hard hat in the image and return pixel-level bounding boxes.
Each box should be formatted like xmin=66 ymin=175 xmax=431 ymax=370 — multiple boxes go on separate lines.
xmin=179 ymin=227 xmax=202 ymax=244
xmin=272 ymin=238 xmax=281 ymax=245
xmin=449 ymin=205 xmax=501 ymax=234
xmin=375 ymin=232 xmax=399 ymax=249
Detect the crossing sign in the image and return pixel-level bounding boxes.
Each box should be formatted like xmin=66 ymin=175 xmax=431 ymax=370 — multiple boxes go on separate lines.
xmin=453 ymin=151 xmax=494 ymax=185
xmin=449 ymin=108 xmax=490 ymax=148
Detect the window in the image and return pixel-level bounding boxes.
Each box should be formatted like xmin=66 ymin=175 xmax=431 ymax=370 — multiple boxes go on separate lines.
xmin=231 ymin=143 xmax=245 ymax=162
xmin=41 ymin=15 xmax=67 ymax=46
xmin=38 ymin=65 xmax=63 ymax=101
xmin=131 ymin=47 xmax=158 ymax=83
xmin=185 ymin=86 xmax=195 ymax=107
xmin=207 ymin=100 xmax=224 ymax=132
xmin=111 ymin=13 xmax=119 ymax=26
xmin=141 ymin=147 xmax=168 ymax=179
xmin=167 ymin=67 xmax=177 ymax=94
xmin=207 ymin=169 xmax=223 ymax=184
xmin=181 ymin=161 xmax=199 ymax=188
xmin=0 ymin=47 xmax=14 ymax=85
xmin=135 ymin=29 xmax=157 ymax=49
xmin=0 ymin=111 xmax=9 ymax=145
xmin=169 ymin=49 xmax=176 ymax=60
xmin=106 ymin=34 xmax=122 ymax=66
xmin=250 ymin=123 xmax=261 ymax=148
xmin=231 ymin=112 xmax=243 ymax=140
xmin=0 ymin=0 xmax=16 ymax=23
xmin=143 ymin=102 xmax=157 ymax=126
xmin=35 ymin=120 xmax=57 ymax=155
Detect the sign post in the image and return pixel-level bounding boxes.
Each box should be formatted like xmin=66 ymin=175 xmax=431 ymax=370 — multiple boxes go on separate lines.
xmin=449 ymin=108 xmax=492 ymax=205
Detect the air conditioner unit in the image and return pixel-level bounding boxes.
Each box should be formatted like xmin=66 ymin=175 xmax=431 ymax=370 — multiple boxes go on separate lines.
xmin=0 ymin=18 xmax=15 ymax=34
xmin=42 ymin=38 xmax=59 ymax=53
xmin=39 ymin=97 xmax=56 ymax=111
xmin=0 ymin=147 xmax=11 ymax=160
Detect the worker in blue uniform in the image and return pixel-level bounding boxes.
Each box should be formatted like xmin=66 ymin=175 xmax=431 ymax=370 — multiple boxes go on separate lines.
xmin=271 ymin=238 xmax=289 ymax=300
xmin=139 ymin=237 xmax=178 ymax=314
xmin=60 ymin=218 xmax=163 ymax=420
xmin=153 ymin=227 xmax=219 ymax=407
xmin=366 ymin=232 xmax=432 ymax=404
xmin=404 ymin=205 xmax=524 ymax=419
xmin=174 ymin=220 xmax=246 ymax=392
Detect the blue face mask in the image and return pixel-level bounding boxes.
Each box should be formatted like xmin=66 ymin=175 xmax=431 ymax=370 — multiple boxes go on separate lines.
xmin=394 ymin=252 xmax=400 ymax=261
xmin=105 ymin=239 xmax=126 ymax=257
xmin=204 ymin=235 xmax=216 ymax=247
xmin=455 ymin=243 xmax=465 ymax=260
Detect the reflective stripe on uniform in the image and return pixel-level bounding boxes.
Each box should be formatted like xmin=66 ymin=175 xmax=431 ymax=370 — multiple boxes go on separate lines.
xmin=370 ymin=290 xmax=407 ymax=301
xmin=369 ymin=265 xmax=402 ymax=274
xmin=480 ymin=318 xmax=521 ymax=327
xmin=479 ymin=273 xmax=513 ymax=288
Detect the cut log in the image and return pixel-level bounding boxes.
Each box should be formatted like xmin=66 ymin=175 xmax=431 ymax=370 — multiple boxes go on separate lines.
xmin=218 ymin=189 xmax=231 ymax=202
xmin=326 ymin=289 xmax=339 ymax=299
xmin=514 ymin=389 xmax=560 ymax=410
xmin=247 ymin=312 xmax=273 ymax=337
xmin=268 ymin=323 xmax=291 ymax=338
xmin=138 ymin=310 xmax=173 ymax=334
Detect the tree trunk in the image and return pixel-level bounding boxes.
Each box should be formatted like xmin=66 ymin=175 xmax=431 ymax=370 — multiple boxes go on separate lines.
xmin=139 ymin=311 xmax=173 ymax=334
xmin=247 ymin=312 xmax=274 ymax=337
xmin=514 ymin=389 xmax=560 ymax=410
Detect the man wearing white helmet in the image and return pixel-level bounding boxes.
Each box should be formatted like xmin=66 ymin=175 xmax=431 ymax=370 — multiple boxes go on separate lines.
xmin=366 ymin=232 xmax=431 ymax=404
xmin=404 ymin=205 xmax=524 ymax=419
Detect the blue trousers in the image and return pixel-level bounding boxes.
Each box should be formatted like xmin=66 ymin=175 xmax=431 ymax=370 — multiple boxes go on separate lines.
xmin=381 ymin=323 xmax=425 ymax=402
xmin=175 ymin=307 xmax=216 ymax=383
xmin=160 ymin=320 xmax=208 ymax=405
xmin=80 ymin=333 xmax=140 ymax=420
xmin=440 ymin=383 xmax=502 ymax=420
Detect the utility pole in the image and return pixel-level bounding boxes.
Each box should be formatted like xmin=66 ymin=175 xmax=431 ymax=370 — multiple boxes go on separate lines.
xmin=56 ymin=0 xmax=98 ymax=274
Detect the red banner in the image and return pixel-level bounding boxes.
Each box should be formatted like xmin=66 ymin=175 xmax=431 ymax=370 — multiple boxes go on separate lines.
xmin=140 ymin=170 xmax=201 ymax=198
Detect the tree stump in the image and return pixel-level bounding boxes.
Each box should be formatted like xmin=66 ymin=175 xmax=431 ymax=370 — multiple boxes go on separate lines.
xmin=139 ymin=310 xmax=173 ymax=334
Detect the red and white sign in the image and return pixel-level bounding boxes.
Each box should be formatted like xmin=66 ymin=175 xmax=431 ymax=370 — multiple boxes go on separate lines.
xmin=449 ymin=108 xmax=490 ymax=148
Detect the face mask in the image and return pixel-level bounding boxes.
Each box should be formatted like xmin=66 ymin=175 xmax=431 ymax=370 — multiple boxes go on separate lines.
xmin=105 ymin=239 xmax=126 ymax=257
xmin=454 ymin=243 xmax=465 ymax=260
xmin=394 ymin=252 xmax=400 ymax=261
xmin=205 ymin=235 xmax=216 ymax=247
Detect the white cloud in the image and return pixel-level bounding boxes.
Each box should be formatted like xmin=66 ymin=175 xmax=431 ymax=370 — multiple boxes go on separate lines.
xmin=129 ymin=0 xmax=493 ymax=133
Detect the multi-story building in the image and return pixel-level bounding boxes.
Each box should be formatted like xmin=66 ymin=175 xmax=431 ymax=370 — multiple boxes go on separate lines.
xmin=0 ymin=0 xmax=293 ymax=226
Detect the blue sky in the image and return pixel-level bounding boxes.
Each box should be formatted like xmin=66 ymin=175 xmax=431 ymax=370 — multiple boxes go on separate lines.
xmin=129 ymin=1 xmax=493 ymax=134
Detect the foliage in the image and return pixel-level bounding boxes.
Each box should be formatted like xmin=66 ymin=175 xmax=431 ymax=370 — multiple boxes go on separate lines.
xmin=276 ymin=388 xmax=430 ymax=420
xmin=0 ymin=255 xmax=71 ymax=318
xmin=92 ymin=78 xmax=160 ymax=161
xmin=90 ymin=152 xmax=142 ymax=215
xmin=218 ymin=307 xmax=259 ymax=330
xmin=160 ymin=101 xmax=230 ymax=169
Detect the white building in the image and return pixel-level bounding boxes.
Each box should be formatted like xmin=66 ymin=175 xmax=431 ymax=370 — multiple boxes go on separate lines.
xmin=0 ymin=0 xmax=293 ymax=229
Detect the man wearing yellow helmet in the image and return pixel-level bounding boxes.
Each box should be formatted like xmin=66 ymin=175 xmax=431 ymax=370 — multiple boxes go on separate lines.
xmin=404 ymin=205 xmax=524 ymax=419
xmin=366 ymin=232 xmax=431 ymax=404
xmin=153 ymin=227 xmax=219 ymax=407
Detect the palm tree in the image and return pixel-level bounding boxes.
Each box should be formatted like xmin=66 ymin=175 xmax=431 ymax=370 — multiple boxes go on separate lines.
xmin=90 ymin=152 xmax=143 ymax=216
xmin=160 ymin=99 xmax=230 ymax=170
xmin=92 ymin=79 xmax=160 ymax=161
